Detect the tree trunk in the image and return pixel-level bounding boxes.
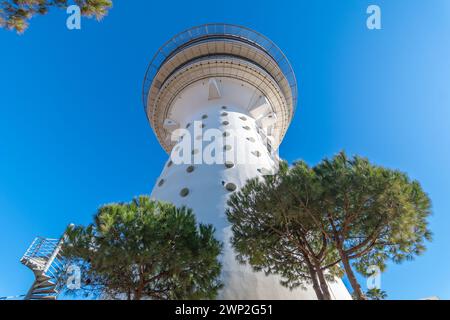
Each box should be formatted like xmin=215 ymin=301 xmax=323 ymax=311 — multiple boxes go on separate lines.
xmin=315 ymin=267 xmax=332 ymax=300
xmin=339 ymin=250 xmax=366 ymax=300
xmin=306 ymin=261 xmax=324 ymax=300
xmin=134 ymin=279 xmax=145 ymax=300
xmin=134 ymin=289 xmax=142 ymax=300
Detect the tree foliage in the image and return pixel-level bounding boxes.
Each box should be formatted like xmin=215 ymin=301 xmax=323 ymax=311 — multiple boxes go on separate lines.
xmin=0 ymin=0 xmax=112 ymax=33
xmin=365 ymin=288 xmax=388 ymax=300
xmin=60 ymin=196 xmax=223 ymax=300
xmin=226 ymin=162 xmax=343 ymax=300
xmin=227 ymin=152 xmax=432 ymax=300
xmin=305 ymin=152 xmax=432 ymax=299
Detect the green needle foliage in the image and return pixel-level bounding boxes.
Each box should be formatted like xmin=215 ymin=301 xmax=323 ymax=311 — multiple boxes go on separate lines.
xmin=308 ymin=152 xmax=432 ymax=299
xmin=227 ymin=162 xmax=343 ymax=300
xmin=365 ymin=288 xmax=388 ymax=300
xmin=60 ymin=196 xmax=223 ymax=300
xmin=0 ymin=0 xmax=112 ymax=33
xmin=227 ymin=152 xmax=432 ymax=300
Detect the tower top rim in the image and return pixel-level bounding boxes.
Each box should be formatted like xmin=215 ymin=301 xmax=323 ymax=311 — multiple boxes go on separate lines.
xmin=142 ymin=23 xmax=298 ymax=112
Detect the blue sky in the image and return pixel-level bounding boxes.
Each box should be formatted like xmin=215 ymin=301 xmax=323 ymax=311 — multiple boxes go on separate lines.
xmin=1 ymin=0 xmax=449 ymax=299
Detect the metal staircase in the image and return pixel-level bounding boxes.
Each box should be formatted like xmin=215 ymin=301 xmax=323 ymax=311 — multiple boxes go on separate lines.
xmin=20 ymin=236 xmax=65 ymax=300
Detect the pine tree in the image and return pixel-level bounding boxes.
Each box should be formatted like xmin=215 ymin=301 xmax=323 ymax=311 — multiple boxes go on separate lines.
xmin=226 ymin=163 xmax=343 ymax=300
xmin=0 ymin=0 xmax=112 ymax=33
xmin=308 ymin=152 xmax=432 ymax=299
xmin=227 ymin=152 xmax=432 ymax=300
xmin=60 ymin=196 xmax=223 ymax=300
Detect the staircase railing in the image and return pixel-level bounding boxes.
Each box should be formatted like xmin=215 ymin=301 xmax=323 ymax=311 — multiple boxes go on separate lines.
xmin=20 ymin=227 xmax=71 ymax=300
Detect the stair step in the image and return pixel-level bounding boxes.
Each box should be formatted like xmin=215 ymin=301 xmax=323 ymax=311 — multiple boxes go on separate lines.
xmin=33 ymin=280 xmax=56 ymax=289
xmin=32 ymin=288 xmax=58 ymax=294
xmin=29 ymin=295 xmax=57 ymax=300
xmin=37 ymin=275 xmax=51 ymax=281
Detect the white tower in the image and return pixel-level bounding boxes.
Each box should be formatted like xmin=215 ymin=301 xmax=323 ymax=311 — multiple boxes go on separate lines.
xmin=143 ymin=24 xmax=351 ymax=299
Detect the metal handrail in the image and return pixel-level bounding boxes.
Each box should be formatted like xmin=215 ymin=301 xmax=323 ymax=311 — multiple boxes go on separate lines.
xmin=22 ymin=238 xmax=59 ymax=259
xmin=21 ymin=237 xmax=64 ymax=275
xmin=142 ymin=23 xmax=297 ymax=112
xmin=20 ymin=225 xmax=74 ymax=300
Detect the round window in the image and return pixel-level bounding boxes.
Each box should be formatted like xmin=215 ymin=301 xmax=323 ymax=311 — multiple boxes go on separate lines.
xmin=225 ymin=161 xmax=235 ymax=169
xmin=225 ymin=183 xmax=237 ymax=192
xmin=180 ymin=188 xmax=189 ymax=197
xmin=186 ymin=165 xmax=195 ymax=173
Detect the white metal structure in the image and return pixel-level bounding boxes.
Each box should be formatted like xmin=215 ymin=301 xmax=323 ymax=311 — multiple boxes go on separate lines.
xmin=143 ymin=24 xmax=351 ymax=299
xmin=20 ymin=236 xmax=64 ymax=300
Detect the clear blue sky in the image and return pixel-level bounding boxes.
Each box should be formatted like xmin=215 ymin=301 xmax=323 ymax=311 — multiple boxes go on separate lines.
xmin=1 ymin=0 xmax=449 ymax=300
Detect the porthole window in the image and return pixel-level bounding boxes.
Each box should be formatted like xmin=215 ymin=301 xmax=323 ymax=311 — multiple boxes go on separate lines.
xmin=202 ymin=114 xmax=208 ymax=119
xmin=225 ymin=183 xmax=237 ymax=192
xmin=247 ymin=137 xmax=256 ymax=143
xmin=223 ymin=131 xmax=230 ymax=137
xmin=222 ymin=121 xmax=229 ymax=126
xmin=221 ymin=112 xmax=228 ymax=117
xmin=186 ymin=165 xmax=195 ymax=173
xmin=180 ymin=188 xmax=189 ymax=197
xmin=243 ymin=126 xmax=250 ymax=130
xmin=223 ymin=145 xmax=232 ymax=151
xmin=167 ymin=160 xmax=173 ymax=167
xmin=225 ymin=161 xmax=235 ymax=169
xmin=158 ymin=179 xmax=165 ymax=187
xmin=252 ymin=151 xmax=261 ymax=157
xmin=222 ymin=106 xmax=227 ymax=109
xmin=240 ymin=116 xmax=247 ymax=121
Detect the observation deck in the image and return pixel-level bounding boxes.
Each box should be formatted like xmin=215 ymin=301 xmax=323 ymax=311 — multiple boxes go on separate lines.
xmin=142 ymin=23 xmax=297 ymax=153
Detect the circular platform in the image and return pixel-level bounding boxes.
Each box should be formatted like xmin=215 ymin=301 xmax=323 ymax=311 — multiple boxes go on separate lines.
xmin=143 ymin=23 xmax=298 ymax=153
